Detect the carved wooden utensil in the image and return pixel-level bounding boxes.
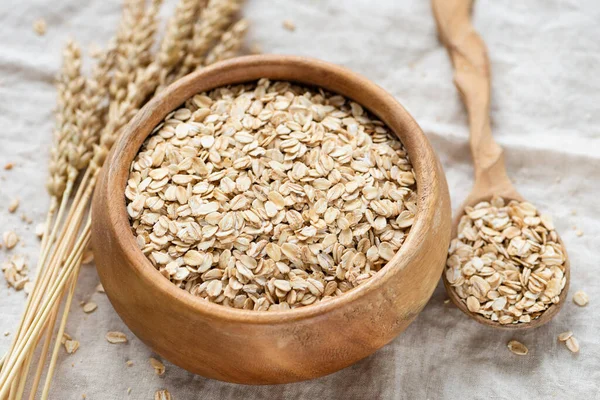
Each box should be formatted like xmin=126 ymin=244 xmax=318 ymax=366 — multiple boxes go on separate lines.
xmin=432 ymin=0 xmax=570 ymax=329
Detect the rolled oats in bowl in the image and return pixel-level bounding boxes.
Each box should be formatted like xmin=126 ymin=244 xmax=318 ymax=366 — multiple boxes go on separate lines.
xmin=126 ymin=79 xmax=417 ymax=311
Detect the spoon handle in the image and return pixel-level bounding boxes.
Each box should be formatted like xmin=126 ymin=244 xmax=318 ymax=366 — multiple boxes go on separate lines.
xmin=432 ymin=0 xmax=512 ymax=193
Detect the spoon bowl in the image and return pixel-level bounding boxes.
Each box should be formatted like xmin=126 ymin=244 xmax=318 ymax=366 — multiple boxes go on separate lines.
xmin=445 ymin=190 xmax=570 ymax=330
xmin=433 ymin=0 xmax=570 ymax=330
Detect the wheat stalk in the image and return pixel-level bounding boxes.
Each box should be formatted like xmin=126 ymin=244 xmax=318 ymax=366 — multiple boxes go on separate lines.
xmin=0 ymin=0 xmax=248 ymax=397
xmin=0 ymin=223 xmax=90 ymax=399
xmin=204 ymin=19 xmax=249 ymax=65
xmin=17 ymin=43 xmax=116 ymax=400
xmin=72 ymin=48 xmax=116 ymax=171
xmin=1 ymin=41 xmax=85 ymax=398
xmin=25 ymin=52 xmax=118 ymax=397
xmin=1 ymin=1 xmax=159 ymax=393
xmin=41 ymin=41 xmax=84 ymax=263
xmin=46 ymin=41 xmax=84 ymax=199
xmin=131 ymin=0 xmax=165 ymax=71
xmin=0 ymin=39 xmax=98 ymax=400
xmin=176 ymin=0 xmax=244 ymax=79
xmin=157 ymin=0 xmax=206 ymax=89
xmin=26 ymin=5 xmax=161 ymax=393
xmin=109 ymin=0 xmax=147 ymax=104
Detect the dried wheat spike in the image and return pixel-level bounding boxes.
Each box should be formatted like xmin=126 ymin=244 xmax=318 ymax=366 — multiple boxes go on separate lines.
xmin=90 ymin=62 xmax=161 ymax=174
xmin=111 ymin=0 xmax=163 ymax=105
xmin=125 ymin=0 xmax=147 ymax=22
xmin=92 ymin=0 xmax=246 ymax=175
xmin=176 ymin=0 xmax=245 ymax=79
xmin=158 ymin=0 xmax=206 ymax=84
xmin=204 ymin=19 xmax=248 ymax=65
xmin=95 ymin=0 xmax=165 ymax=173
xmin=47 ymin=40 xmax=85 ymax=198
xmin=130 ymin=0 xmax=164 ymax=72
xmin=110 ymin=0 xmax=148 ymax=104
xmin=72 ymin=47 xmax=116 ymax=172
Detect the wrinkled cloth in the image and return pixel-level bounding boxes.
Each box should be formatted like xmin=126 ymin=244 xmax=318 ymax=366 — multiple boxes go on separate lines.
xmin=0 ymin=0 xmax=599 ymax=399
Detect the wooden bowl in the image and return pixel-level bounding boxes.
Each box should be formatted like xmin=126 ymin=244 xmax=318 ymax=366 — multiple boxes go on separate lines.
xmin=91 ymin=55 xmax=451 ymax=384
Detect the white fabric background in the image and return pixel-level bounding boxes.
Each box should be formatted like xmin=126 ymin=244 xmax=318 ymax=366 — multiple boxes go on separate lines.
xmin=0 ymin=0 xmax=599 ymax=399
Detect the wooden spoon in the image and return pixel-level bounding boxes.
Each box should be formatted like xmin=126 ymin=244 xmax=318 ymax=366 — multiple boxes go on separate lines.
xmin=432 ymin=0 xmax=570 ymax=329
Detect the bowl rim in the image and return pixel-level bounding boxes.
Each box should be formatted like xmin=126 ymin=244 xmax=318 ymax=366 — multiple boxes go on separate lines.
xmin=99 ymin=54 xmax=443 ymax=324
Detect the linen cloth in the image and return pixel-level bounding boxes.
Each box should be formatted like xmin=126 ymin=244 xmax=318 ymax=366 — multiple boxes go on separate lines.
xmin=0 ymin=0 xmax=599 ymax=398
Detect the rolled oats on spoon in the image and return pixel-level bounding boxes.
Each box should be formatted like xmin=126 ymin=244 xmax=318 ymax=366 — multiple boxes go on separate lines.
xmin=446 ymin=197 xmax=567 ymax=325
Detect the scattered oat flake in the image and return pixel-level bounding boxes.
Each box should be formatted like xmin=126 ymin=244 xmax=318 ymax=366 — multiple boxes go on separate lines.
xmin=96 ymin=283 xmax=105 ymax=293
xmin=282 ymin=19 xmax=296 ymax=31
xmin=558 ymin=331 xmax=573 ymax=342
xmin=61 ymin=332 xmax=72 ymax=344
xmin=155 ymin=389 xmax=172 ymax=400
xmin=33 ymin=18 xmax=47 ymax=35
xmin=150 ymin=357 xmax=165 ymax=376
xmin=24 ymin=282 xmax=34 ymax=294
xmin=575 ymin=230 xmax=583 ymax=237
xmin=64 ymin=339 xmax=80 ymax=354
xmin=2 ymin=254 xmax=29 ymax=291
xmin=3 ymin=231 xmax=19 ymax=249
xmin=565 ymin=336 xmax=580 ymax=353
xmin=127 ymin=387 xmax=132 ymax=395
xmin=126 ymin=360 xmax=134 ymax=367
xmin=105 ymin=331 xmax=127 ymax=344
xmin=443 ymin=299 xmax=450 ymax=304
xmin=35 ymin=223 xmax=45 ymax=239
xmin=83 ymin=302 xmax=97 ymax=313
xmin=507 ymin=340 xmax=528 ymax=355
xmin=8 ymin=199 xmax=19 ymax=213
xmin=13 ymin=278 xmax=29 ymax=291
xmin=573 ymin=291 xmax=589 ymax=307
xmin=4 ymin=163 xmax=13 ymax=170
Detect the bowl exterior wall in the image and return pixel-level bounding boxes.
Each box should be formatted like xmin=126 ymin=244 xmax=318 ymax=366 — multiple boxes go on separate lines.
xmin=92 ymin=55 xmax=451 ymax=384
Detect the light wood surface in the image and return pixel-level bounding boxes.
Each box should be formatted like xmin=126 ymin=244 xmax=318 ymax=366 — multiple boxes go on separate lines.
xmin=91 ymin=55 xmax=451 ymax=384
xmin=432 ymin=0 xmax=569 ymax=330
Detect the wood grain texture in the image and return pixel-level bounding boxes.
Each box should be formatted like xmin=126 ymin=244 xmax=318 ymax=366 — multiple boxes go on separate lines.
xmin=432 ymin=0 xmax=569 ymax=330
xmin=91 ymin=55 xmax=451 ymax=384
